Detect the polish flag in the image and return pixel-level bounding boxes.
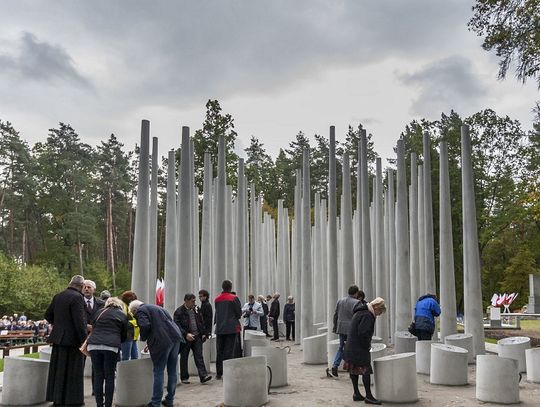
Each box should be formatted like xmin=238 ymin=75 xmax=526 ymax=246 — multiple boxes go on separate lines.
xmin=155 ymin=278 xmax=165 ymax=306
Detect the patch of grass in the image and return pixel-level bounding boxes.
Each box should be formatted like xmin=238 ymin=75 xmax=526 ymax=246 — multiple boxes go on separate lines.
xmin=485 ymin=337 xmax=497 ymax=344
xmin=520 ymin=319 xmax=540 ymax=332
xmin=0 ymin=352 xmax=39 ymax=372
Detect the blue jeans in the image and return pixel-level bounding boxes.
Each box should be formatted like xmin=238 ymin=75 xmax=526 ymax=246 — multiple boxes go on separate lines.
xmin=121 ymin=340 xmax=139 ymax=360
xmin=332 ymin=334 xmax=347 ymax=369
xmin=150 ymin=341 xmax=180 ymax=407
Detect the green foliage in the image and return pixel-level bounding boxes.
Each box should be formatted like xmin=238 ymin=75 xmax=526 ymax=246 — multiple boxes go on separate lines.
xmin=469 ymin=0 xmax=540 ymax=87
xmin=500 ymin=248 xmax=539 ymax=308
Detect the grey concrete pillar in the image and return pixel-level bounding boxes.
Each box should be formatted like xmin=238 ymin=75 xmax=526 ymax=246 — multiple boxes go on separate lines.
xmin=313 ymin=194 xmax=325 ymax=323
xmin=374 ymin=158 xmax=388 ymax=343
xmin=148 ymin=137 xmax=158 ymax=303
xmin=395 ymin=140 xmax=411 ymax=332
xmin=423 ymin=132 xmax=436 ymax=295
xmin=177 ymin=127 xmax=193 ymax=304
xmin=360 ymin=132 xmax=373 ymax=299
xmin=249 ymin=184 xmax=257 ymax=295
xmin=327 ymin=127 xmax=338 ymax=339
xmin=319 ymin=199 xmax=328 ymax=322
xmin=387 ymin=170 xmax=396 ymax=339
xmin=409 ymin=154 xmax=420 ymax=309
xmin=355 ymin=138 xmax=363 ymax=286
xmin=461 ymin=124 xmax=486 ymax=356
xmin=235 ymin=159 xmax=247 ymax=301
xmin=439 ymin=141 xmax=457 ymax=341
xmin=417 ymin=164 xmax=426 ymax=297
xmin=225 ymin=185 xmax=234 ymax=286
xmin=131 ymin=120 xmax=150 ymax=302
xmin=294 ymin=171 xmax=302 ymax=343
xmin=200 ymin=152 xmax=213 ymax=292
xmin=214 ymin=135 xmax=226 ymax=298
xmin=164 ymin=150 xmax=178 ymax=315
xmin=301 ymin=148 xmax=313 ymax=339
xmin=341 ymin=154 xmax=355 ymax=294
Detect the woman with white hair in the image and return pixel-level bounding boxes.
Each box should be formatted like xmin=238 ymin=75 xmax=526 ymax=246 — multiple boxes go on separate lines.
xmin=343 ymin=297 xmax=386 ymax=405
xmin=87 ymin=297 xmax=129 ymax=407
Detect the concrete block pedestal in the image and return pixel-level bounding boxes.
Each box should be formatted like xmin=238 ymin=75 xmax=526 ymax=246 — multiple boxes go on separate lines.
xmin=327 ymin=338 xmax=340 ymax=367
xmin=223 ymin=356 xmax=268 ymax=407
xmin=430 ymin=343 xmax=468 ymax=385
xmin=116 ymin=358 xmax=154 ymax=406
xmin=372 ymin=352 xmax=418 ymax=403
xmin=445 ymin=333 xmax=474 ymax=364
xmin=1 ymin=356 xmax=49 ymax=406
xmin=303 ymin=334 xmax=327 ymax=365
xmin=525 ymin=348 xmax=540 ymax=383
xmin=252 ymin=346 xmax=288 ymax=387
xmin=394 ymin=331 xmax=417 ymax=354
xmin=415 ymin=340 xmax=438 ymax=375
xmin=476 ymin=355 xmax=520 ymax=404
xmin=244 ymin=331 xmax=270 ymax=357
xmin=497 ymin=336 xmax=531 ymax=373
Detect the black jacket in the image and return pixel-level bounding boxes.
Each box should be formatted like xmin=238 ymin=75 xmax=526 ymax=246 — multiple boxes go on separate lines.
xmin=343 ymin=303 xmax=375 ymax=367
xmin=214 ymin=292 xmax=242 ymax=335
xmin=136 ymin=304 xmax=183 ymax=362
xmin=283 ymin=303 xmax=295 ymax=322
xmin=173 ymin=305 xmax=205 ymax=337
xmin=199 ymin=300 xmax=213 ymax=336
xmin=261 ymin=303 xmax=269 ymax=317
xmin=45 ymin=287 xmax=87 ymax=347
xmin=84 ymin=297 xmax=105 ymax=325
xmin=269 ymin=299 xmax=280 ymax=319
xmin=88 ymin=307 xmax=128 ymax=348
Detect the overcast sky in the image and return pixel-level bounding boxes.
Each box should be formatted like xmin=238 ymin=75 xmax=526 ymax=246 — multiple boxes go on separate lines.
xmin=1 ymin=0 xmax=538 ymax=164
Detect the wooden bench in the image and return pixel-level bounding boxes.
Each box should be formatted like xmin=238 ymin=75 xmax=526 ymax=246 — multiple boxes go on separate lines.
xmin=0 ymin=342 xmax=48 ymax=358
xmin=0 ymin=332 xmax=35 ymax=347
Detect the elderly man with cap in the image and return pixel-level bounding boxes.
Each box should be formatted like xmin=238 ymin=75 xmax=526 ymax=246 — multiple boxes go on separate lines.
xmin=45 ymin=275 xmax=88 ymax=406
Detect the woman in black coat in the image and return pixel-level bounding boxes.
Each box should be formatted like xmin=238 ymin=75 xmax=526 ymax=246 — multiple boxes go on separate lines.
xmin=88 ymin=297 xmax=128 ymax=407
xmin=343 ymin=297 xmax=386 ymax=405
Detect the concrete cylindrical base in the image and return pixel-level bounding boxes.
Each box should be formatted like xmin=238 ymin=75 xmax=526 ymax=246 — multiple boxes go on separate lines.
xmin=188 ymin=338 xmax=211 ymax=375
xmin=224 ymin=356 xmax=268 ymax=407
xmin=445 ymin=333 xmax=474 ymax=364
xmin=476 ymin=355 xmax=520 ymax=404
xmin=84 ymin=356 xmax=92 ymax=377
xmin=430 ymin=344 xmax=468 ymax=385
xmin=497 ymin=336 xmax=531 ymax=373
xmin=39 ymin=346 xmax=52 ymax=361
xmin=371 ymin=336 xmax=383 ymax=344
xmin=1 ymin=357 xmax=49 ymax=405
xmin=244 ymin=332 xmax=270 ymax=357
xmin=370 ymin=343 xmax=387 ymax=361
xmin=525 ymin=348 xmax=540 ymax=383
xmin=327 ymin=338 xmax=340 ymax=367
xmin=317 ymin=326 xmax=328 ymax=335
xmin=394 ymin=331 xmax=417 ymax=354
xmin=372 ymin=353 xmax=418 ymax=403
xmin=252 ymin=346 xmax=288 ymax=387
xmin=209 ymin=335 xmax=217 ymax=362
xmin=303 ymin=334 xmax=327 ymax=365
xmin=415 ymin=340 xmax=438 ymax=375
xmin=116 ymin=358 xmax=154 ymax=406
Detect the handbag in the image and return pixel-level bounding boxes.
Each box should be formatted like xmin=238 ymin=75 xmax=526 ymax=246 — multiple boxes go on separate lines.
xmin=79 ymin=308 xmax=109 ymax=356
xmin=408 ymin=321 xmax=417 ymax=336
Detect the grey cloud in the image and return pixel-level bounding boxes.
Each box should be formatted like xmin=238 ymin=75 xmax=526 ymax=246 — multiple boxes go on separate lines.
xmin=396 ymin=56 xmax=490 ymax=117
xmin=0 ymin=32 xmax=91 ymax=87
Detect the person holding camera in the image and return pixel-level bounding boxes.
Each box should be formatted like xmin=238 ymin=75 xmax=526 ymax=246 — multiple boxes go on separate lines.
xmin=242 ymin=294 xmax=264 ymax=336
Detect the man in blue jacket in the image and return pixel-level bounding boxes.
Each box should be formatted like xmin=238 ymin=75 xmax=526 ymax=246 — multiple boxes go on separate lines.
xmin=414 ymin=294 xmax=441 ymax=340
xmin=130 ymin=300 xmax=184 ymax=407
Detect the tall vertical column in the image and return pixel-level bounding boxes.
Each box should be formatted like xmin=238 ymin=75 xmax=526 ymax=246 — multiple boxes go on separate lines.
xmin=301 ymin=148 xmax=313 ymax=339
xmin=132 ymin=120 xmax=150 ymax=302
xmin=225 ymin=186 xmax=234 ymax=285
xmin=235 ymin=159 xmax=246 ymax=301
xmin=384 ymin=188 xmax=393 ymax=338
xmin=214 ymin=136 xmax=226 ymax=297
xmin=341 ymin=154 xmax=355 ymax=294
xmin=355 ymin=144 xmax=363 ymax=287
xmin=320 ymin=199 xmax=328 ymax=321
xmin=249 ymin=184 xmax=257 ymax=295
xmin=439 ymin=141 xmax=457 ymax=341
xmin=360 ymin=132 xmax=373 ymax=299
xmin=200 ymin=153 xmax=213 ymax=291
xmin=374 ymin=158 xmax=388 ymax=343
xmin=461 ymin=125 xmax=486 ymax=356
xmin=417 ymin=164 xmax=426 ymax=297
xmin=177 ymin=127 xmax=193 ymax=304
xmin=423 ymin=132 xmax=436 ymax=294
xmin=283 ymin=209 xmax=291 ymax=299
xmin=327 ymin=127 xmax=338 ymax=336
xmin=395 ymin=140 xmax=411 ymax=331
xmin=190 ymin=140 xmax=199 ymax=294
xmin=313 ymin=194 xmax=324 ymax=323
xmin=409 ymin=154 xmax=420 ymax=309
xmin=387 ymin=169 xmax=396 ymax=337
xmin=148 ymin=137 xmax=159 ymax=303
xmin=164 ymin=149 xmax=178 ymax=314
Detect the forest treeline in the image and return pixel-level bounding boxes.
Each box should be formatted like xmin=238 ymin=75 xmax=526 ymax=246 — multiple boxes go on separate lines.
xmin=1 ymin=100 xmax=539 ymax=318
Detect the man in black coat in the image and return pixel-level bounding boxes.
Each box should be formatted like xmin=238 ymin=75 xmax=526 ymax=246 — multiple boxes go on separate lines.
xmin=269 ymin=292 xmax=281 ymax=341
xmin=44 ymin=275 xmax=88 ymax=406
xmin=130 ymin=300 xmax=184 ymax=407
xmin=174 ymin=293 xmax=212 ymax=384
xmin=198 ymin=289 xmax=213 ymax=338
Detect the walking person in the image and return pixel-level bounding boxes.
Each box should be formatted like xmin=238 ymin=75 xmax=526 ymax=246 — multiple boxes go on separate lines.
xmin=343 ymin=297 xmax=386 ymax=404
xmin=130 ymin=300 xmax=184 ymax=407
xmin=242 ymin=294 xmax=264 ymax=335
xmin=258 ymin=295 xmax=270 ymax=337
xmin=269 ymin=292 xmax=281 ymax=341
xmin=283 ymin=296 xmax=295 ymax=341
xmin=328 ymin=285 xmax=363 ymax=377
xmin=414 ymin=293 xmax=441 ymax=340
xmin=198 ymin=289 xmax=213 ymax=339
xmin=214 ymin=280 xmax=242 ymax=379
xmin=119 ymin=291 xmax=140 ymax=360
xmin=174 ymin=293 xmax=212 ymax=385
xmin=44 ymin=275 xmax=88 ymax=406
xmin=87 ymin=297 xmax=129 ymax=407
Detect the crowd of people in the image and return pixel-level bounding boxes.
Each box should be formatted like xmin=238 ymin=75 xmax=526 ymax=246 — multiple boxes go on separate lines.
xmin=0 ymin=313 xmax=50 ymax=343
xmin=42 ymin=275 xmax=292 ymax=407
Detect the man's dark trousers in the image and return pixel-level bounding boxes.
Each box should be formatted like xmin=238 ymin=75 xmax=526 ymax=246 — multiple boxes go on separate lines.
xmin=216 ymin=333 xmax=237 ymax=376
xmin=180 ymin=336 xmax=207 ymax=381
xmin=272 ymin=318 xmax=279 ymax=340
